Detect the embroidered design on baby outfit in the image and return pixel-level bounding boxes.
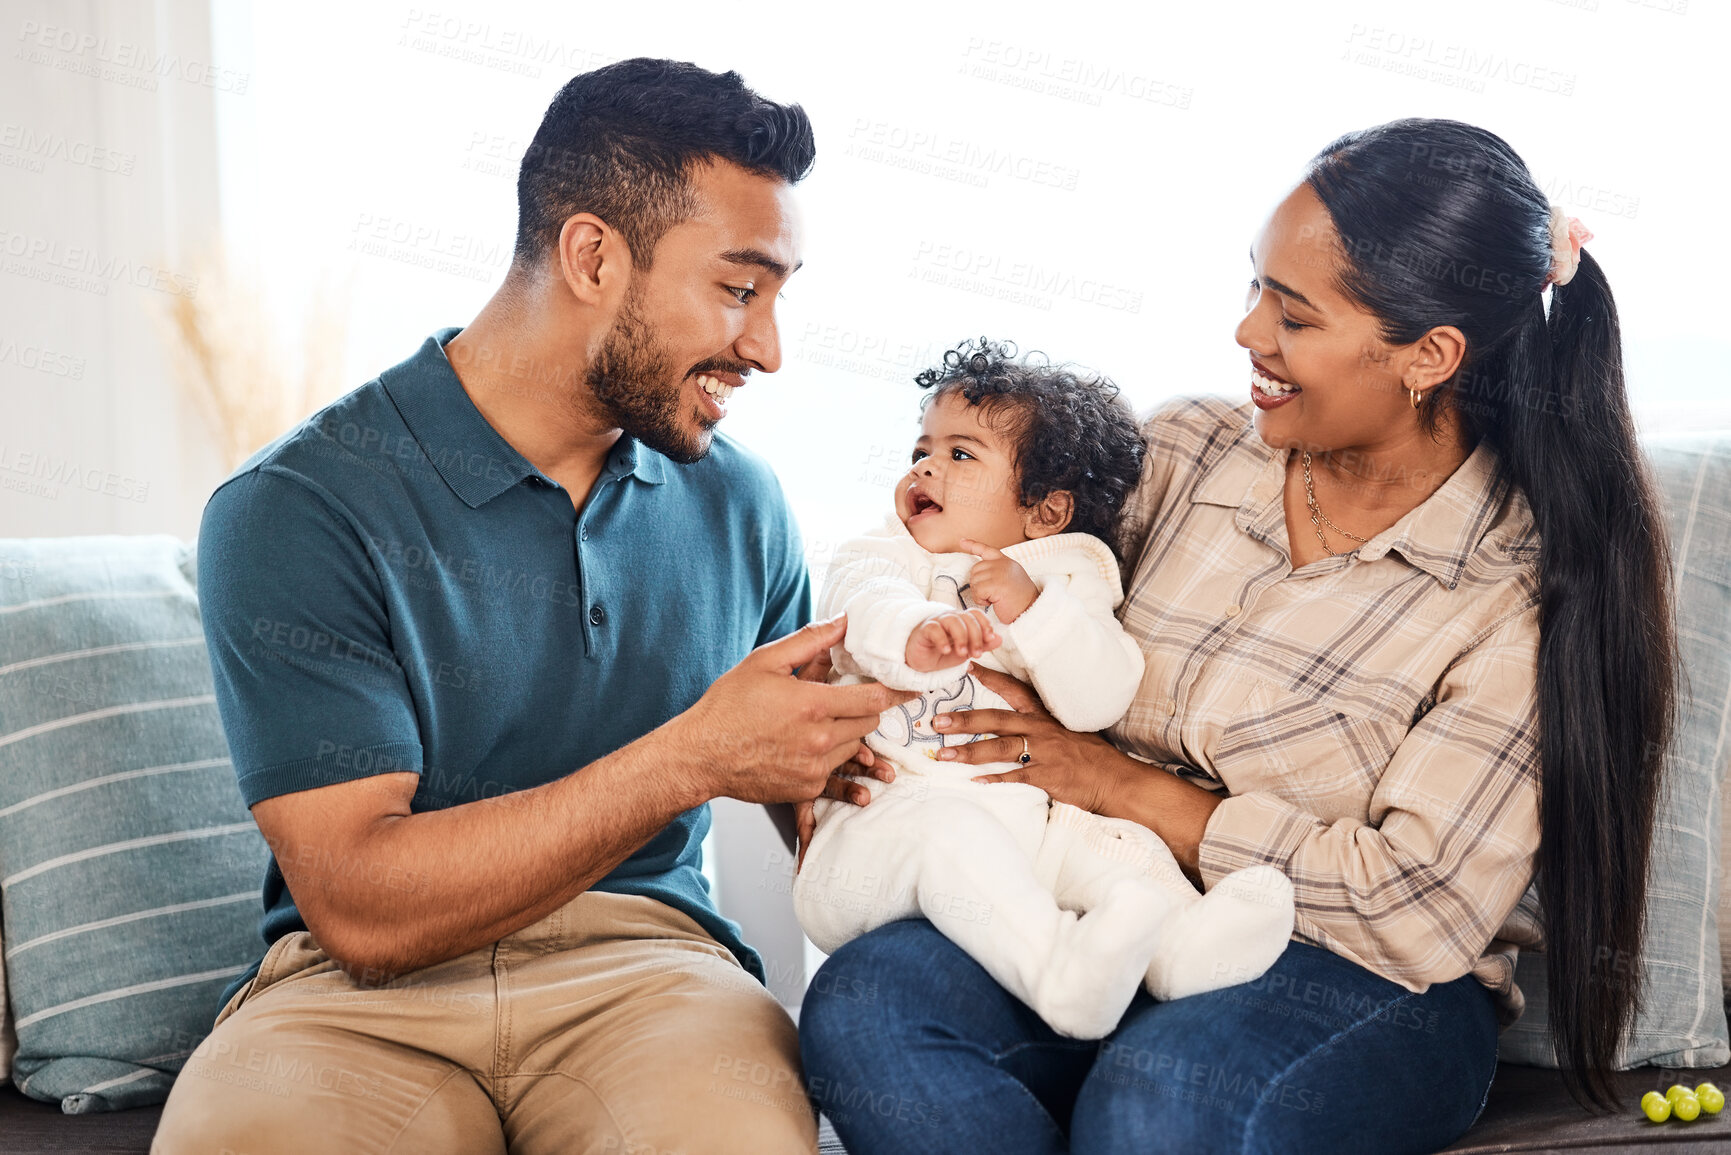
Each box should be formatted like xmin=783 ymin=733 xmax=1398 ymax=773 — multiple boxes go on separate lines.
xmin=874 ymin=674 xmax=988 ymax=754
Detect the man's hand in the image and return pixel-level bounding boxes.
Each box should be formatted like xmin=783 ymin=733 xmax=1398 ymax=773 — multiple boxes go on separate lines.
xmin=670 ymin=614 xmax=914 ymax=807
xmin=790 ymin=747 xmax=889 ymax=873
xmin=787 ymin=629 xmax=896 ymax=871
xmin=905 ymin=608 xmax=1000 ymax=672
xmin=960 ymin=539 xmax=1039 ymax=624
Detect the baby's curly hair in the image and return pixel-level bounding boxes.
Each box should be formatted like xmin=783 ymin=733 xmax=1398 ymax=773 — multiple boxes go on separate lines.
xmin=914 ymin=337 xmax=1146 ymax=562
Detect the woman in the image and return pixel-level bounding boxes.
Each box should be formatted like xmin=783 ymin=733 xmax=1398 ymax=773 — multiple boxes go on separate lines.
xmin=797 ymin=118 xmax=1677 ymax=1154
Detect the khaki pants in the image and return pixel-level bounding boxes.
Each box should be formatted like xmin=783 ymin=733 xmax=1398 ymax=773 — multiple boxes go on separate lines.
xmin=151 ymin=891 xmax=817 ymax=1155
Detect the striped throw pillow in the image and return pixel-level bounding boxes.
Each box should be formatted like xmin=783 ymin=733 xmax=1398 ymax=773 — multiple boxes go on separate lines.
xmin=0 ymin=536 xmax=266 ymax=1113
xmin=1 ymin=921 xmax=14 ymax=1083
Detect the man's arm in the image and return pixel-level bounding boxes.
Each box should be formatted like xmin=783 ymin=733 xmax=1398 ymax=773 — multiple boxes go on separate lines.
xmin=254 ymin=615 xmax=910 ymax=978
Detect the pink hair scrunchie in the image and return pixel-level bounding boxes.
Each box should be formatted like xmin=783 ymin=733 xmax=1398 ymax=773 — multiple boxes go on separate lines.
xmin=1545 ymin=206 xmax=1595 ymax=288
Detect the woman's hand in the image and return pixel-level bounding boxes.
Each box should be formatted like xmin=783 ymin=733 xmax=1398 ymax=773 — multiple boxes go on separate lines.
xmin=930 ymin=664 xmax=1125 ymax=813
xmin=932 ymin=663 xmax=1224 ymax=879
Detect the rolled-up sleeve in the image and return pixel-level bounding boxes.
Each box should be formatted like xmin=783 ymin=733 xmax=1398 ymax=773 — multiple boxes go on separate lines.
xmin=1198 ymin=607 xmax=1542 ymax=990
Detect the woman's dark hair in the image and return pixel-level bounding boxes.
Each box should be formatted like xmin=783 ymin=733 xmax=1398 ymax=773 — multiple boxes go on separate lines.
xmin=514 ymin=58 xmax=816 ymax=268
xmin=1306 ymin=119 xmax=1677 ymax=1110
xmin=914 ymin=337 xmax=1146 ymax=563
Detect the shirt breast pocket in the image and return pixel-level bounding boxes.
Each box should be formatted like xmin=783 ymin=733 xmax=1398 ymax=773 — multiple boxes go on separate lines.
xmin=1214 ymin=680 xmax=1414 ymax=824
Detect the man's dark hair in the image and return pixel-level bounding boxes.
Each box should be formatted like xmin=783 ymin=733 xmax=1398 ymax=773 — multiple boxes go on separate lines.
xmin=915 ymin=337 xmax=1145 ymax=562
xmin=513 ymin=57 xmax=816 ymax=269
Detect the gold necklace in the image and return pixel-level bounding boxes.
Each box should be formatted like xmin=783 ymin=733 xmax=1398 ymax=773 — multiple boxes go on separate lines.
xmin=1302 ymin=451 xmax=1370 ymax=557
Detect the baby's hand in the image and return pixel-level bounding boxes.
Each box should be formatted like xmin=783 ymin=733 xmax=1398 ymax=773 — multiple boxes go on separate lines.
xmin=905 ymin=608 xmax=1000 ymax=672
xmin=960 ymin=539 xmax=1039 ymax=624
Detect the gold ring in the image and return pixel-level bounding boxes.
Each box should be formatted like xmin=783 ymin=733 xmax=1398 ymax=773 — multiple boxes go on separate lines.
xmin=1018 ymin=737 xmax=1032 ymax=765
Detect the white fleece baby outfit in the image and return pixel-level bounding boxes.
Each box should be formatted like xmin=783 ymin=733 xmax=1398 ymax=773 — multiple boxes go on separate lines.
xmin=795 ymin=513 xmax=1296 ymax=1039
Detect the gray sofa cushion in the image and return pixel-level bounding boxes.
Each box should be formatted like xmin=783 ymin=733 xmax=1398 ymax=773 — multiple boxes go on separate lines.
xmin=1498 ymin=432 xmax=1731 ymax=1068
xmin=0 ymin=536 xmax=267 ymax=1113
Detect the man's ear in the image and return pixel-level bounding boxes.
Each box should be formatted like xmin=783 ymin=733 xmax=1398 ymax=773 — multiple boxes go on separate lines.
xmin=557 ymin=213 xmax=631 ymax=307
xmin=1023 ymin=491 xmax=1074 ymax=539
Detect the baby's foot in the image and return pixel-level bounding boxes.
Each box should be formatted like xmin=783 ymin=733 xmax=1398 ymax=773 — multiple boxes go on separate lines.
xmin=1144 ymin=864 xmax=1294 ymax=1002
xmin=1032 ymin=878 xmax=1170 ymax=1039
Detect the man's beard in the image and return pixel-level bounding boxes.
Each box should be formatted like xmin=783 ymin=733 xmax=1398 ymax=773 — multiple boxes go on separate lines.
xmin=585 ymin=289 xmax=715 ymax=465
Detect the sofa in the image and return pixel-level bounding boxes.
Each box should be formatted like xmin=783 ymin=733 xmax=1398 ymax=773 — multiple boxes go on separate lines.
xmin=0 ymin=428 xmax=1726 ymax=1154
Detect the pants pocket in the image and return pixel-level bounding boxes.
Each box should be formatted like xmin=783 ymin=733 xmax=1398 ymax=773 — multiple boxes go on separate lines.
xmin=215 ymin=931 xmax=326 ymax=1026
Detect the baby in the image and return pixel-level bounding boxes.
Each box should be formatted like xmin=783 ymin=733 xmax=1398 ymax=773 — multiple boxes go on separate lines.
xmin=794 ymin=338 xmax=1295 ymax=1039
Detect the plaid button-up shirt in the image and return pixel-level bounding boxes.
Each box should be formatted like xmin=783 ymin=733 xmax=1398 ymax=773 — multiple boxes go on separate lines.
xmin=1110 ymin=396 xmax=1543 ymax=1023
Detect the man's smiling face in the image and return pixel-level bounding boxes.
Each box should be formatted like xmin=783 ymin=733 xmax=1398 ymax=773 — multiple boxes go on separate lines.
xmin=587 ymin=160 xmax=803 ymax=463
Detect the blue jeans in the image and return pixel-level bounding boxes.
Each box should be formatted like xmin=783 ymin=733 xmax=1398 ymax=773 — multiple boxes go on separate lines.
xmin=800 ymin=920 xmax=1500 ymax=1155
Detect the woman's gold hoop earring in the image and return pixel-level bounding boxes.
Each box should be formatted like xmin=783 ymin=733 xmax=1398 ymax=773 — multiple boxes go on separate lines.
xmin=1409 ymin=387 xmax=1422 ymax=410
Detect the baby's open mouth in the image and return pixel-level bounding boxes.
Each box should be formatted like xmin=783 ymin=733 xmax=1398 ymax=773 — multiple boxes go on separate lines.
xmin=911 ymin=493 xmax=942 ymax=515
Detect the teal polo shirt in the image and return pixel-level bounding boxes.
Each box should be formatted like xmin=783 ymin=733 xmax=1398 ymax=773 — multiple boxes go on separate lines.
xmin=198 ymin=329 xmax=810 ymax=1009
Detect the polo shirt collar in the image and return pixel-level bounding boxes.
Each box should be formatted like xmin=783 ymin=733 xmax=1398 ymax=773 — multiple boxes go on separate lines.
xmin=382 ymin=329 xmax=538 ymax=508
xmin=383 ymin=328 xmax=666 ymax=507
xmin=608 ymin=433 xmax=667 ymax=486
xmin=1194 ymin=408 xmax=1507 ymax=589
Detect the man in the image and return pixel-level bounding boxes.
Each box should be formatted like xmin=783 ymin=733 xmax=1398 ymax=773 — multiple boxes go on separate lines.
xmin=153 ymin=59 xmax=906 ymax=1154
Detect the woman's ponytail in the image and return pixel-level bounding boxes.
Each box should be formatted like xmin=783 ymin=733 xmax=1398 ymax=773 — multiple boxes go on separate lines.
xmin=1485 ymin=252 xmax=1679 ymax=1105
xmin=1307 ymin=123 xmax=1679 ymax=1109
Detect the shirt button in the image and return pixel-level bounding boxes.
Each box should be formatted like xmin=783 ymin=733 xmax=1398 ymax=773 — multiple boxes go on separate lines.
xmin=1225 ymin=604 xmax=1241 ymax=618
xmin=589 ymin=605 xmax=605 ymax=626
xmin=1168 ymin=700 xmax=1178 ymax=716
